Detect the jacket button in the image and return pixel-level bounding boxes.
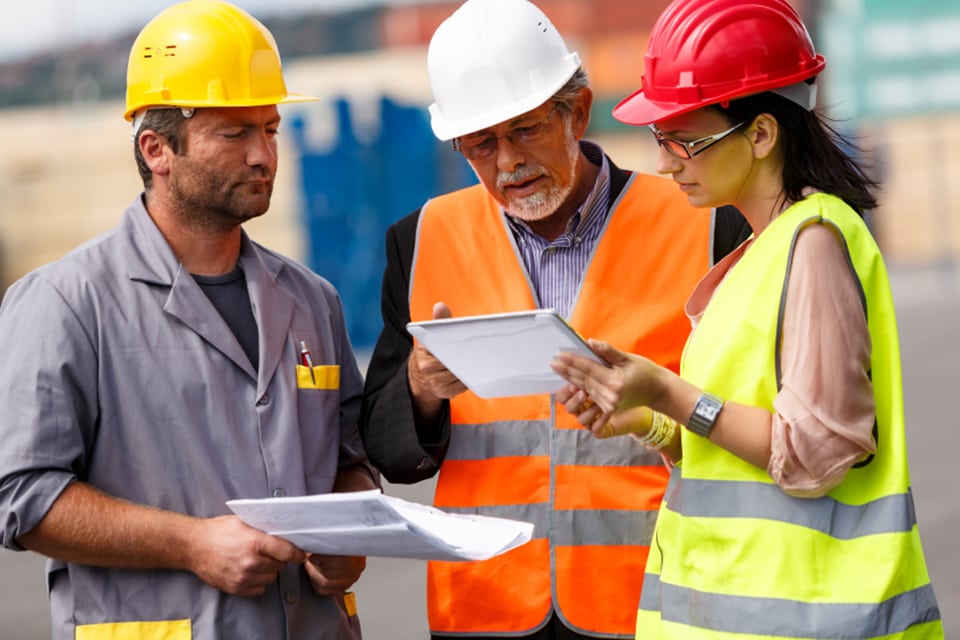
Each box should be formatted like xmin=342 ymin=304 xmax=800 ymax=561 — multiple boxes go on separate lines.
xmin=256 ymin=394 xmax=270 ymax=406
xmin=273 ymin=488 xmax=286 ymax=497
xmin=284 ymin=589 xmax=298 ymax=604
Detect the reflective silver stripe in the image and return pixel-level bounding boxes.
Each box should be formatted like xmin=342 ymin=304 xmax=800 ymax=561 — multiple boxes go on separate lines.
xmin=553 ymin=508 xmax=658 ymax=546
xmin=441 ymin=504 xmax=657 ymax=547
xmin=641 ymin=573 xmax=941 ymax=638
xmin=446 ymin=420 xmax=665 ymax=466
xmin=553 ymin=427 xmax=666 ymax=467
xmin=668 ymin=477 xmax=917 ymax=538
xmin=445 ymin=420 xmax=550 ymax=460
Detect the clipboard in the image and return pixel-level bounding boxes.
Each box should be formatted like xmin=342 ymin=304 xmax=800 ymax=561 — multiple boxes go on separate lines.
xmin=406 ymin=309 xmax=607 ymax=399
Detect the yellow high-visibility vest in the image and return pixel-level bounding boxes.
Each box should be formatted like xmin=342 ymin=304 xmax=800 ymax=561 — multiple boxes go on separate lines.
xmin=637 ymin=192 xmax=943 ymax=639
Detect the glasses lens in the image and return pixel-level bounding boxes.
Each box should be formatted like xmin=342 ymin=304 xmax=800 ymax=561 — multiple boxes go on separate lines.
xmin=662 ymin=139 xmax=691 ymax=159
xmin=650 ymin=126 xmax=690 ymax=159
xmin=456 ymin=104 xmax=560 ymax=161
xmin=457 ymin=135 xmax=495 ymax=161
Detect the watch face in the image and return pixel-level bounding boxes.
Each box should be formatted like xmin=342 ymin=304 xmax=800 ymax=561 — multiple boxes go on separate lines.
xmin=698 ymin=402 xmax=721 ymax=421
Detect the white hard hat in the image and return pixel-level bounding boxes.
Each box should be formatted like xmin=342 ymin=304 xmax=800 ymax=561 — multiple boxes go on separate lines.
xmin=427 ymin=0 xmax=581 ymax=141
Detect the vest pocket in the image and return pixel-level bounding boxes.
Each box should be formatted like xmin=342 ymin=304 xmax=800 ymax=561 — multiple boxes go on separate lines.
xmin=75 ymin=619 xmax=191 ymax=640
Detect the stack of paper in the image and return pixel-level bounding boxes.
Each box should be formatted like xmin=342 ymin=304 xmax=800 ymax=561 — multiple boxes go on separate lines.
xmin=226 ymin=490 xmax=534 ymax=562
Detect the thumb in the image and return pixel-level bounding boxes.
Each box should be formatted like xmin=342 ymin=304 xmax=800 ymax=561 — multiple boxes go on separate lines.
xmin=433 ymin=302 xmax=453 ymax=320
xmin=259 ymin=534 xmax=306 ymax=565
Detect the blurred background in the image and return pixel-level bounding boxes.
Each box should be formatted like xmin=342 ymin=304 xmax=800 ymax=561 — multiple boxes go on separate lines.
xmin=3 ymin=0 xmax=958 ymax=349
xmin=0 ymin=0 xmax=958 ymax=637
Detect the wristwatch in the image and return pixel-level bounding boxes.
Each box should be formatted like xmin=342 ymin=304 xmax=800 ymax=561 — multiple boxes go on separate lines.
xmin=687 ymin=392 xmax=724 ymax=438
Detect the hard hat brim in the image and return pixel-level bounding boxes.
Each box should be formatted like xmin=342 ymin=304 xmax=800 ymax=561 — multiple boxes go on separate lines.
xmin=429 ymin=52 xmax=580 ymax=141
xmin=613 ymin=55 xmax=825 ymax=126
xmin=123 ymin=92 xmax=319 ymax=122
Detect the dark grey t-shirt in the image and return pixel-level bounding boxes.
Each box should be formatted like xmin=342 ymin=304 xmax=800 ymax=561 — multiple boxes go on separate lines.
xmin=194 ymin=266 xmax=259 ymax=369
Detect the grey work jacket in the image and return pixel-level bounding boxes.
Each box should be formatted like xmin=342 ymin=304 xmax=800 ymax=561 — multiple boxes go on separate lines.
xmin=0 ymin=196 xmax=369 ymax=639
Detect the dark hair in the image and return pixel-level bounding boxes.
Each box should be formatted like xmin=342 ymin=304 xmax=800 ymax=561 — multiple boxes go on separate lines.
xmin=132 ymin=109 xmax=191 ymax=190
xmin=714 ymin=90 xmax=879 ymax=216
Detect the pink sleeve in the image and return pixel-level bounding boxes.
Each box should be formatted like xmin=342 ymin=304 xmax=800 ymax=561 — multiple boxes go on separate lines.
xmin=767 ymin=223 xmax=877 ymax=497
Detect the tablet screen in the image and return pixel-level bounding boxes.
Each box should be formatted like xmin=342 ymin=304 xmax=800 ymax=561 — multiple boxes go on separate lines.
xmin=406 ymin=309 xmax=606 ymax=398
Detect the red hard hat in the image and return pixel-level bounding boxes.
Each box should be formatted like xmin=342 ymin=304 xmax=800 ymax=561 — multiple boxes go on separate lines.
xmin=613 ymin=0 xmax=826 ymax=125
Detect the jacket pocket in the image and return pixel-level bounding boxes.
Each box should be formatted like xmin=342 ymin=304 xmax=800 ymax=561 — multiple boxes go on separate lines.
xmin=296 ymin=364 xmax=340 ymax=390
xmin=341 ymin=592 xmax=362 ymax=639
xmin=75 ymin=619 xmax=191 ymax=640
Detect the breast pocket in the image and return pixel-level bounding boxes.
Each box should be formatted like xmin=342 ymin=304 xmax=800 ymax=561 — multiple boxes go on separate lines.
xmin=75 ymin=619 xmax=191 ymax=640
xmin=296 ymin=364 xmax=340 ymax=390
xmin=297 ymin=364 xmax=341 ymax=493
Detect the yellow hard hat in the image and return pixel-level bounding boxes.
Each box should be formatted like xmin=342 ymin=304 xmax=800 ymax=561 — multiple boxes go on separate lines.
xmin=123 ymin=0 xmax=316 ymax=121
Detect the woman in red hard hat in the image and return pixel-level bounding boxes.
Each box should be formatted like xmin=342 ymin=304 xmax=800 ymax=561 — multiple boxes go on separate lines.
xmin=551 ymin=0 xmax=944 ymax=637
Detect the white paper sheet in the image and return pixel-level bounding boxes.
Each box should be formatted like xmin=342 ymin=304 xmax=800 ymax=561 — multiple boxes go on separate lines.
xmin=226 ymin=490 xmax=534 ymax=562
xmin=406 ymin=309 xmax=607 ymax=398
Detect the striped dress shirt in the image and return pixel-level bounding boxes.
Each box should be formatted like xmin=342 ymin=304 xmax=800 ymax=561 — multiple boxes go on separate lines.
xmin=504 ymin=141 xmax=611 ymax=319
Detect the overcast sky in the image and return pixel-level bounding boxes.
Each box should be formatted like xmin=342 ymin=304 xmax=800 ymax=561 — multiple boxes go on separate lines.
xmin=0 ymin=0 xmax=425 ymax=63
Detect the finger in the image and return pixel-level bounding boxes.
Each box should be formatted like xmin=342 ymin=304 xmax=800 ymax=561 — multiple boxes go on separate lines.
xmin=413 ymin=345 xmax=444 ymax=371
xmin=416 ymin=349 xmax=456 ymax=378
xmin=306 ymin=556 xmax=365 ymax=595
xmin=586 ymin=339 xmax=624 ymax=366
xmin=556 ymin=383 xmax=579 ymax=405
xmin=554 ymin=359 xmax=620 ymax=413
xmin=432 ymin=301 xmax=453 ymax=320
xmin=590 ymin=411 xmax=616 ymax=438
xmin=577 ymin=396 xmax=596 ymax=417
xmin=581 ymin=404 xmax=606 ymax=431
xmin=561 ymin=389 xmax=588 ymax=416
xmin=304 ymin=560 xmax=338 ymax=595
xmin=309 ymin=554 xmax=366 ymax=574
xmin=258 ymin=534 xmax=306 ymax=565
xmin=572 ymin=401 xmax=605 ymax=432
xmin=550 ymin=355 xmax=581 ymax=383
xmin=552 ymin=356 xmax=606 ymax=392
xmin=438 ymin=379 xmax=468 ymax=398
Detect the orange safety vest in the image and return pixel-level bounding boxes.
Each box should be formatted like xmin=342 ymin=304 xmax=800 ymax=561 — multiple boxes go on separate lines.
xmin=410 ymin=175 xmax=712 ymax=637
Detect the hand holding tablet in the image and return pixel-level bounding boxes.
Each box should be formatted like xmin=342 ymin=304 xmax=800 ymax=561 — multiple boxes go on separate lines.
xmin=406 ymin=309 xmax=607 ymax=399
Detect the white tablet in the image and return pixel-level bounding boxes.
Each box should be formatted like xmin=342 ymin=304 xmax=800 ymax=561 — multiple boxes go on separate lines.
xmin=406 ymin=309 xmax=607 ymax=399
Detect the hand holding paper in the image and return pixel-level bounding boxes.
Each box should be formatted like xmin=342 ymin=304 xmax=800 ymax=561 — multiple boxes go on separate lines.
xmin=227 ymin=490 xmax=533 ymax=562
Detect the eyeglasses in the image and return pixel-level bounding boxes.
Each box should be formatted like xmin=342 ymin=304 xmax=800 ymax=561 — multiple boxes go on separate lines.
xmin=453 ymin=103 xmax=563 ymax=162
xmin=648 ymin=120 xmax=748 ymax=159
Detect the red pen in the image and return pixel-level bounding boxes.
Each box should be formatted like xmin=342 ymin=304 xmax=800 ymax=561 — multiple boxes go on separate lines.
xmin=299 ymin=340 xmax=317 ymax=385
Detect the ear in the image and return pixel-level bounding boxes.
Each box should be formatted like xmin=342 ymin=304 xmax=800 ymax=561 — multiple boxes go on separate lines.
xmin=747 ymin=113 xmax=779 ymax=160
xmin=137 ymin=129 xmax=171 ymax=177
xmin=570 ymin=87 xmax=593 ymax=139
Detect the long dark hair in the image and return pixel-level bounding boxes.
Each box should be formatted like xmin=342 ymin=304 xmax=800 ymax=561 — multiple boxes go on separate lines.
xmin=715 ymin=90 xmax=879 ymax=216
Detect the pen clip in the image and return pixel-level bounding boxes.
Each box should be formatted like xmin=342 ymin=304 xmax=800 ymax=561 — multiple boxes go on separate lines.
xmin=299 ymin=340 xmax=317 ymax=386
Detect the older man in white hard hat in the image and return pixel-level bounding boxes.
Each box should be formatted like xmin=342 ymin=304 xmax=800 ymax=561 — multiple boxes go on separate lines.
xmin=0 ymin=1 xmax=378 ymax=638
xmin=359 ymin=0 xmax=748 ymax=638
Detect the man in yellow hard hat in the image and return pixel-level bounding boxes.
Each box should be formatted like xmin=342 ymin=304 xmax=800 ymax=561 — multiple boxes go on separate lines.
xmin=0 ymin=1 xmax=377 ymax=638
xmin=359 ymin=0 xmax=749 ymax=638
